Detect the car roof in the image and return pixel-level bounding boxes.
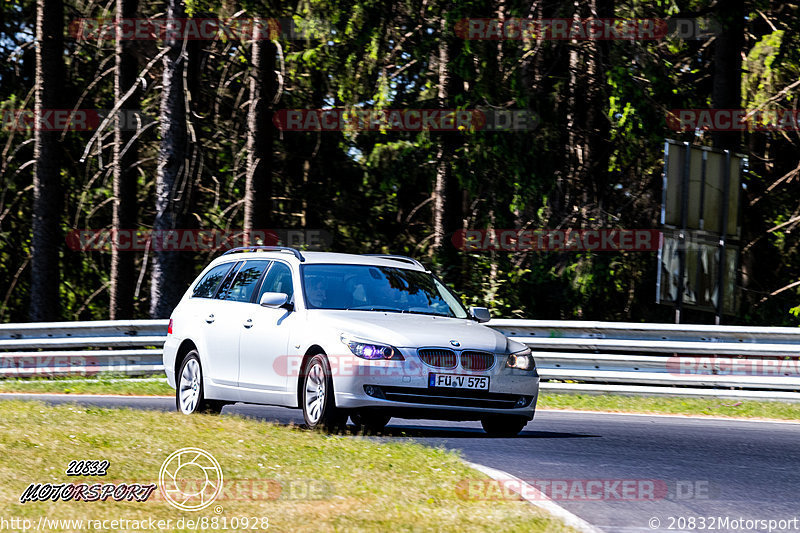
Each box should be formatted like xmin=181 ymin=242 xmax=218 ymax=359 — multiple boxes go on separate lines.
xmin=212 ymin=250 xmax=428 ymax=272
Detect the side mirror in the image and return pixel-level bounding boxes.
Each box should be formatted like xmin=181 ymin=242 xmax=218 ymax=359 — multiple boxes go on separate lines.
xmin=469 ymin=306 xmax=491 ymax=323
xmin=260 ymin=292 xmax=289 ymax=308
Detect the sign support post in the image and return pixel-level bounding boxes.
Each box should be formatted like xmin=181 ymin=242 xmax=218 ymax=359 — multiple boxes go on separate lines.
xmin=676 ymin=142 xmax=691 ymax=324
xmin=715 ymin=150 xmax=731 ymax=325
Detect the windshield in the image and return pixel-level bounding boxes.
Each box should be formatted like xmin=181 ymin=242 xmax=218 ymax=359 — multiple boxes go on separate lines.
xmin=301 ymin=264 xmax=468 ymax=318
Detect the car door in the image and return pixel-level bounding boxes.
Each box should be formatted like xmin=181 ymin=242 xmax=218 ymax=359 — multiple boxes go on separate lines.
xmin=186 ymin=261 xmax=238 ymax=387
xmin=203 ymin=259 xmax=271 ymax=389
xmin=238 ymin=260 xmax=298 ymax=402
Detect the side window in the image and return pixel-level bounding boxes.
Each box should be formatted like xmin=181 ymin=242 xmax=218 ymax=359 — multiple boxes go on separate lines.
xmin=218 ymin=260 xmax=270 ymax=303
xmin=214 ymin=262 xmax=243 ymax=300
xmin=258 ymin=262 xmax=294 ymax=302
xmin=192 ymin=263 xmax=234 ymax=298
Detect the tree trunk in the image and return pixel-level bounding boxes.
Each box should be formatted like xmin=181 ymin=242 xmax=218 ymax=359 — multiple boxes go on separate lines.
xmin=432 ymin=14 xmax=463 ymax=254
xmin=712 ymin=0 xmax=744 ymax=152
xmin=585 ymin=0 xmax=612 ymax=218
xmin=564 ymin=0 xmax=612 ymax=226
xmin=300 ymin=68 xmax=325 ymax=231
xmin=244 ymin=29 xmax=277 ymax=244
xmin=430 ymin=10 xmax=465 ymax=283
xmin=110 ymin=0 xmax=140 ymax=319
xmin=149 ymin=0 xmax=188 ymax=318
xmin=30 ymin=0 xmax=64 ymax=322
xmin=431 ymin=15 xmax=450 ymax=253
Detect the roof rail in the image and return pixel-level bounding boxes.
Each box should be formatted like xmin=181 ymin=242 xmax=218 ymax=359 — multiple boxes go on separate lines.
xmin=363 ymin=254 xmax=425 ymax=269
xmin=222 ymin=246 xmax=305 ymax=262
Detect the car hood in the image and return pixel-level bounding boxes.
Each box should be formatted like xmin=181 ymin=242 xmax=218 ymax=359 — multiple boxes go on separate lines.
xmin=307 ymin=310 xmax=512 ymax=353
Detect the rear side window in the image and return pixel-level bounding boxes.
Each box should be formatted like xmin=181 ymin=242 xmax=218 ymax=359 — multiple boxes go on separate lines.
xmin=192 ymin=263 xmax=234 ymax=298
xmin=217 ymin=260 xmax=271 ymax=302
xmin=214 ymin=262 xmax=243 ymax=299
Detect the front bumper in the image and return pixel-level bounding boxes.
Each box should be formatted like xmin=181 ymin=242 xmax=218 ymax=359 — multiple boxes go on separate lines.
xmin=331 ymin=349 xmax=539 ymax=420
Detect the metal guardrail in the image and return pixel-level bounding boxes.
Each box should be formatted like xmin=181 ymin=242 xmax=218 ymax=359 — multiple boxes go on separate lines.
xmin=1 ymin=319 xmax=799 ymax=401
xmin=0 ymin=320 xmax=167 ymax=377
xmin=488 ymin=319 xmax=800 ymax=401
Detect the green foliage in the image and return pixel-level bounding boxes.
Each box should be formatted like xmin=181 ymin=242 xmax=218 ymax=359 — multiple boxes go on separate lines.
xmin=1 ymin=0 xmax=800 ymax=325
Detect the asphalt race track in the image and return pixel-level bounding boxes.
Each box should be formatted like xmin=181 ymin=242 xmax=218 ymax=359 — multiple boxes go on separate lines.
xmin=3 ymin=393 xmax=799 ymax=533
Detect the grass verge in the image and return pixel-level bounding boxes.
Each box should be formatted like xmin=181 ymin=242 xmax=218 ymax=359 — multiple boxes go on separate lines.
xmin=0 ymin=375 xmax=174 ymax=396
xmin=538 ymin=392 xmax=800 ymax=421
xmin=0 ymin=400 xmax=570 ymax=533
xmin=3 ymin=377 xmax=798 ymax=421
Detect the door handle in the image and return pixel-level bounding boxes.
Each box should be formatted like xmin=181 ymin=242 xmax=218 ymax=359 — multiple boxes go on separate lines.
xmin=243 ymin=318 xmax=253 ymax=329
xmin=205 ymin=314 xmax=215 ymax=324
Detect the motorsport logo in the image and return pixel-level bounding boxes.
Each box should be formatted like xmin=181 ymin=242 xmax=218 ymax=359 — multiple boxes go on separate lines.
xmin=17 ymin=448 xmax=223 ymax=510
xmin=159 ymin=447 xmax=223 ymax=511
xmin=18 ymin=448 xmax=330 ymax=510
xmin=19 ymin=458 xmax=157 ymax=504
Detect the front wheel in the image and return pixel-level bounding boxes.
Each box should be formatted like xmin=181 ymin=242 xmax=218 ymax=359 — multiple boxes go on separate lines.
xmin=481 ymin=415 xmax=528 ymax=437
xmin=176 ymin=351 xmax=225 ymax=414
xmin=302 ymin=354 xmax=347 ymax=431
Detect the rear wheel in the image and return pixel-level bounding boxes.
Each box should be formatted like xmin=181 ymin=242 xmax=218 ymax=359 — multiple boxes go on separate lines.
xmin=302 ymin=354 xmax=347 ymax=431
xmin=481 ymin=415 xmax=528 ymax=437
xmin=176 ymin=351 xmax=225 ymax=414
xmin=351 ymin=411 xmax=391 ymax=434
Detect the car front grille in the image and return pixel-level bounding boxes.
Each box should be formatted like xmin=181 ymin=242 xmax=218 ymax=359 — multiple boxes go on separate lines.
xmin=460 ymin=351 xmax=495 ymax=371
xmin=418 ymin=348 xmax=457 ymax=369
xmin=375 ymin=386 xmax=532 ymax=409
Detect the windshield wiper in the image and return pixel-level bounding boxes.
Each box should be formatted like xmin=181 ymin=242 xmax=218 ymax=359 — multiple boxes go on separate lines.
xmin=346 ymin=306 xmax=403 ymax=313
xmin=401 ymin=310 xmax=450 ymax=317
xmin=344 ymin=306 xmax=451 ymax=317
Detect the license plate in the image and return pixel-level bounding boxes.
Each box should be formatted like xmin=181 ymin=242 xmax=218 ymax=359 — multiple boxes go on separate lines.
xmin=429 ymin=373 xmax=489 ymax=390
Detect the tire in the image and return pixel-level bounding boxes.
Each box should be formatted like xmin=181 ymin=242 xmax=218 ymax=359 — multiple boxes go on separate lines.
xmin=351 ymin=411 xmax=391 ymax=434
xmin=301 ymin=354 xmax=347 ymax=431
xmin=480 ymin=415 xmax=528 ymax=437
xmin=176 ymin=351 xmax=225 ymax=415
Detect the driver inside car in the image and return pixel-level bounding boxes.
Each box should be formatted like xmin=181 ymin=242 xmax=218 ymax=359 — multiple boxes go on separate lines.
xmin=307 ymin=278 xmax=327 ymax=307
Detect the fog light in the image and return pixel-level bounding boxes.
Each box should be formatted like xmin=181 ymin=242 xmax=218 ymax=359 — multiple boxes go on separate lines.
xmin=364 ymin=385 xmax=378 ymax=397
xmin=515 ymin=396 xmax=529 ymax=408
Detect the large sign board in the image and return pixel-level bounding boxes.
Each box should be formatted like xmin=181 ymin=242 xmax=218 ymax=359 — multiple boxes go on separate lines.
xmin=658 ymin=140 xmax=746 ymax=321
xmin=656 ymin=230 xmax=738 ymax=315
xmin=661 ymin=141 xmax=744 ymax=238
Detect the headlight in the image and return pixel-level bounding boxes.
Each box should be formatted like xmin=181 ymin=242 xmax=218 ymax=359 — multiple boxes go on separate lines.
xmin=340 ymin=334 xmax=404 ymax=361
xmin=506 ymin=347 xmax=535 ymax=370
